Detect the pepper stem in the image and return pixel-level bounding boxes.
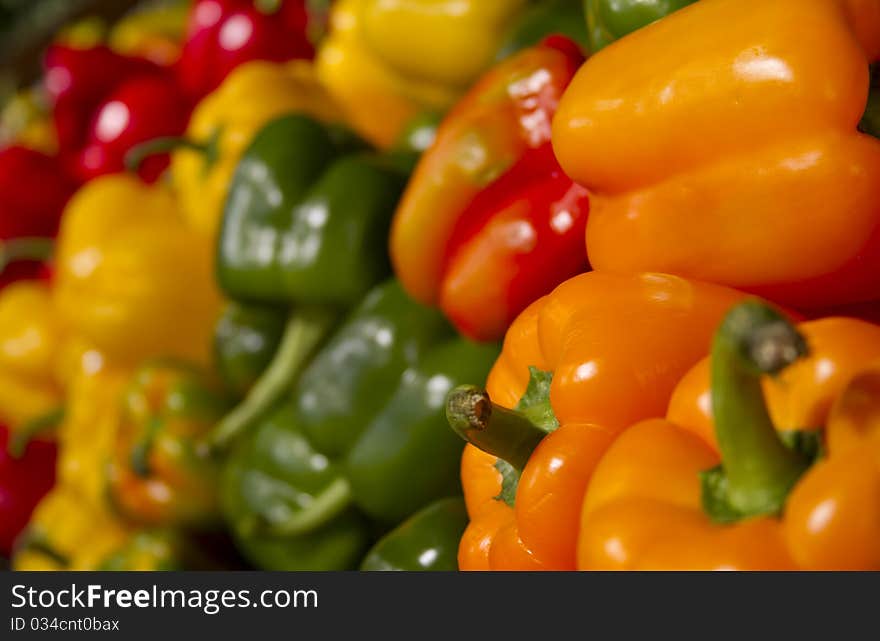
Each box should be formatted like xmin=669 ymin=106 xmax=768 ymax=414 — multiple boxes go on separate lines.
xmin=210 ymin=307 xmax=335 ymax=451
xmin=266 ymin=477 xmax=352 ymax=536
xmin=130 ymin=416 xmax=163 ymax=478
xmin=0 ymin=237 xmax=54 ymax=273
xmin=710 ymin=300 xmax=811 ymax=517
xmin=8 ymin=406 xmax=63 ymax=459
xmin=125 ymin=130 xmax=220 ymax=173
xmin=446 ymin=385 xmax=546 ymax=471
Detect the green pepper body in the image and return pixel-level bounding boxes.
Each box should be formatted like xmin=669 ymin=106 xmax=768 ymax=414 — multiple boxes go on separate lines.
xmin=211 ymin=115 xmax=412 ymax=450
xmin=214 ymin=302 xmax=286 ymax=397
xmin=361 ymin=498 xmax=468 ymax=571
xmin=497 ymin=0 xmax=589 ymax=60
xmin=221 ymin=280 xmax=499 ymax=570
xmin=218 ymin=114 xmax=406 ymax=306
xmin=585 ymin=0 xmax=697 ymax=52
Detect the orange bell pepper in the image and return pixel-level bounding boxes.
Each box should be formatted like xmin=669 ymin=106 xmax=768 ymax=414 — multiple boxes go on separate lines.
xmin=668 ymin=316 xmax=880 ymax=451
xmin=578 ymin=302 xmax=880 ymax=570
xmin=447 ymin=271 xmax=747 ymax=570
xmin=552 ymin=0 xmax=880 ymax=310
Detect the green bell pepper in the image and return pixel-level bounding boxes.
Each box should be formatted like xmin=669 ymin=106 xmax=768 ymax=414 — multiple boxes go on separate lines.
xmin=221 ymin=280 xmax=499 ymax=570
xmin=212 ymin=114 xmax=412 ymax=449
xmin=214 ymin=302 xmax=286 ymax=398
xmin=361 ymin=498 xmax=468 ymax=571
xmin=585 ymin=0 xmax=697 ymax=52
xmin=497 ymin=0 xmax=589 ymax=60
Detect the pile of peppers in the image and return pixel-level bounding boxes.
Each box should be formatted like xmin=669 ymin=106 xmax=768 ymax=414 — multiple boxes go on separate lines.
xmin=2 ymin=0 xmax=880 ymax=572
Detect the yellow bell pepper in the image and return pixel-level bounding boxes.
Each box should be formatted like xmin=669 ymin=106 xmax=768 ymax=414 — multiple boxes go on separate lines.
xmin=53 ymin=174 xmax=220 ymax=368
xmin=316 ymin=0 xmax=527 ymax=148
xmin=169 ymin=60 xmax=342 ymax=238
xmin=56 ymin=365 xmax=129 ymax=506
xmin=13 ymin=485 xmax=131 ymax=571
xmin=0 ymin=281 xmax=63 ymax=428
xmin=108 ymin=0 xmax=189 ymax=66
xmin=0 ymin=88 xmax=56 ymax=153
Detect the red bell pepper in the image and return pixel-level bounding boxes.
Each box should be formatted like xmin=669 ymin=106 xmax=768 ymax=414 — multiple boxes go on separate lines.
xmin=74 ymin=74 xmax=192 ymax=183
xmin=177 ymin=0 xmax=315 ymax=100
xmin=390 ymin=37 xmax=589 ymax=342
xmin=44 ymin=45 xmax=163 ymax=152
xmin=0 ymin=146 xmax=77 ymax=288
xmin=0 ymin=424 xmax=56 ymax=556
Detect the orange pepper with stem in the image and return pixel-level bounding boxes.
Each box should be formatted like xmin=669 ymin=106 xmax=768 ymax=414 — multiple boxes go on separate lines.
xmin=578 ymin=302 xmax=880 ymax=570
xmin=668 ymin=316 xmax=880 ymax=451
xmin=552 ymin=0 xmax=880 ymax=310
xmin=452 ymin=298 xmax=880 ymax=570
xmin=447 ymin=271 xmax=748 ymax=570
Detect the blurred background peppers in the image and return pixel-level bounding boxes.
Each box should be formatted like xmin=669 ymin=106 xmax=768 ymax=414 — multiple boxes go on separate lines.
xmin=176 ymin=0 xmax=315 ymax=101
xmin=52 ymin=173 xmax=220 ymax=368
xmin=391 ymin=38 xmax=590 ymax=342
xmin=0 ymin=281 xmax=64 ymax=429
xmin=162 ymin=60 xmax=342 ymax=238
xmin=221 ymin=280 xmax=498 ymax=570
xmin=106 ymin=361 xmax=231 ymax=529
xmin=316 ymin=0 xmax=529 ymax=148
xmin=554 ymin=0 xmax=880 ymax=312
xmin=209 ymin=113 xmax=409 ymax=447
xmin=43 ymin=43 xmax=190 ymax=182
xmin=584 ymin=0 xmax=697 ymax=52
xmin=0 ymin=145 xmax=77 ymax=288
xmin=0 ymin=424 xmax=56 ymax=557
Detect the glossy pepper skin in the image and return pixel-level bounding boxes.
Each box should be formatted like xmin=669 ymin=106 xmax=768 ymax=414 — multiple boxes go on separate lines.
xmin=218 ymin=115 xmax=401 ymax=304
xmin=53 ymin=174 xmax=221 ymax=368
xmin=0 ymin=425 xmax=56 ymax=556
xmin=107 ymin=362 xmax=231 ymax=528
xmin=177 ymin=0 xmax=314 ymax=101
xmin=0 ymin=146 xmax=77 ymax=288
xmin=43 ymin=44 xmax=162 ymax=152
xmin=361 ymin=498 xmax=468 ymax=571
xmin=0 ymin=282 xmax=64 ymax=429
xmin=584 ymin=0 xmax=696 ymax=52
xmin=554 ymin=0 xmax=880 ymax=311
xmin=222 ymin=280 xmax=499 ymax=570
xmin=446 ymin=271 xmax=748 ymax=570
xmin=214 ymin=302 xmax=286 ymax=398
xmin=391 ymin=39 xmax=589 ymax=342
xmin=316 ymin=0 xmax=527 ymax=148
xmin=209 ymin=113 xmax=415 ymax=450
xmin=578 ymin=302 xmax=880 ymax=570
xmin=168 ymin=60 xmax=342 ymax=237
xmin=668 ymin=317 xmax=880 ymax=453
xmin=75 ymin=74 xmax=191 ymax=183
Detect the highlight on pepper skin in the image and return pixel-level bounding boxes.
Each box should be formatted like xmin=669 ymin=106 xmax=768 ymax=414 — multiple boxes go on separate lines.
xmin=2 ymin=0 xmax=880 ymax=574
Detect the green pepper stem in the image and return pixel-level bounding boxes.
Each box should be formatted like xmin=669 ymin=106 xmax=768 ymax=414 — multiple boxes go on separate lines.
xmin=124 ymin=134 xmax=217 ymax=172
xmin=267 ymin=477 xmax=352 ymax=537
xmin=0 ymin=237 xmax=54 ymax=274
xmin=210 ymin=307 xmax=335 ymax=451
xmin=446 ymin=385 xmax=546 ymax=471
xmin=130 ymin=416 xmax=163 ymax=478
xmin=711 ymin=301 xmax=811 ymax=516
xmin=8 ymin=406 xmax=63 ymax=459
